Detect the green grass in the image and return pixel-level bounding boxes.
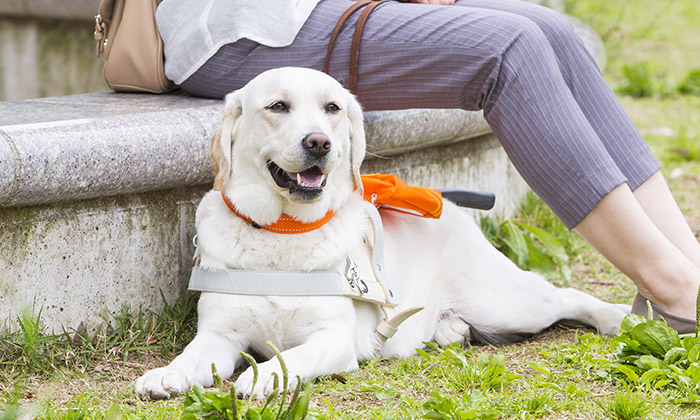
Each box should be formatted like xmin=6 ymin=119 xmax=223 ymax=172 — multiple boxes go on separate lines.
xmin=3 ymin=0 xmax=700 ymax=418
xmin=598 ymin=390 xmax=653 ymax=420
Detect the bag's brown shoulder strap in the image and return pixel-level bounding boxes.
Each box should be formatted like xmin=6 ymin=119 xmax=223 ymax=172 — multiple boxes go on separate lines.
xmin=323 ymin=0 xmax=371 ymax=74
xmin=98 ymin=0 xmax=115 ymax=21
xmin=349 ymin=1 xmax=384 ymax=94
xmin=323 ymin=0 xmax=385 ymax=95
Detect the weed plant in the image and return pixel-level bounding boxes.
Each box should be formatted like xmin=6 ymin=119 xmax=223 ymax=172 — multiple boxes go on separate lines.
xmin=181 ymin=344 xmax=317 ymax=420
xmin=480 ymin=192 xmax=575 ymax=285
xmin=664 ymin=125 xmax=700 ymax=163
xmin=678 ymin=69 xmax=700 ymax=96
xmin=598 ymin=390 xmax=652 ymax=420
xmin=0 ymin=292 xmax=196 ymax=373
xmin=417 ymin=344 xmax=521 ymax=392
xmin=0 ymin=293 xmax=197 ymax=417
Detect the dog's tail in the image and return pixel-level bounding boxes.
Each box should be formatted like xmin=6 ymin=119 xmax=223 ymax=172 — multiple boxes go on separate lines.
xmin=468 ymin=326 xmax=534 ymax=346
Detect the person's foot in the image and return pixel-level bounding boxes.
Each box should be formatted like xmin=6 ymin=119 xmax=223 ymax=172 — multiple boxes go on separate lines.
xmin=635 ymin=265 xmax=700 ymax=323
xmin=631 ymin=293 xmax=697 ymax=334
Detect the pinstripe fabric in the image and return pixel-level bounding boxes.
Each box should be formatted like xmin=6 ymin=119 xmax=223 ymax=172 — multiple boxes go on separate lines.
xmin=180 ymin=0 xmax=661 ymax=229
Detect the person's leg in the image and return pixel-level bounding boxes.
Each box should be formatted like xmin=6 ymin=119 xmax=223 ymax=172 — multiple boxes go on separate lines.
xmin=573 ymin=180 xmax=700 ymax=321
xmin=633 ymin=171 xmax=700 ymax=269
xmin=462 ymin=0 xmax=700 ymax=319
xmin=456 ymin=0 xmax=700 ymax=320
xmin=458 ymin=0 xmax=664 ymax=210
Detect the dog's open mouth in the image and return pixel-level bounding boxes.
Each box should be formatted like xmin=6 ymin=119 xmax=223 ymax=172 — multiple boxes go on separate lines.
xmin=268 ymin=161 xmax=327 ymax=199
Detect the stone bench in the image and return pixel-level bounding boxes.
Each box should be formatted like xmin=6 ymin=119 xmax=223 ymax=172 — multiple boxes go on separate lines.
xmin=0 ymin=1 xmax=604 ymax=333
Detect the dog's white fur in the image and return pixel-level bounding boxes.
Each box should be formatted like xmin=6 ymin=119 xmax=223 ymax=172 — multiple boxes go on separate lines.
xmin=135 ymin=67 xmax=629 ymax=400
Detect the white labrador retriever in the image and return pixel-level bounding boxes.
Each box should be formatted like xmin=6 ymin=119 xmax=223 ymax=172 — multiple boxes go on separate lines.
xmin=135 ymin=67 xmax=629 ymax=400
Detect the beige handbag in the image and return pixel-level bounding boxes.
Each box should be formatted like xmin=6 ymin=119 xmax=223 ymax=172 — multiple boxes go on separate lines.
xmin=94 ymin=0 xmax=173 ymax=93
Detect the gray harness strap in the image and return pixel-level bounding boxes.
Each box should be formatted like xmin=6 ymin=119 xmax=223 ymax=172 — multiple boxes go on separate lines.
xmin=189 ymin=267 xmax=354 ymax=296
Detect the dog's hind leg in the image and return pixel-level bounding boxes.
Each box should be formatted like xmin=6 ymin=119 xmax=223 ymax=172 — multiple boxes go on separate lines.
xmin=482 ymin=277 xmax=630 ymax=339
xmin=455 ymin=268 xmax=631 ymax=343
xmin=434 ymin=313 xmax=471 ymax=347
xmin=135 ymin=330 xmax=246 ymax=400
xmin=548 ymin=287 xmax=631 ymax=335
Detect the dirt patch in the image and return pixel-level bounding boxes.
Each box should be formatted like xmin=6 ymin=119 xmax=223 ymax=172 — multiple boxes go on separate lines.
xmin=10 ymin=351 xmax=171 ymax=412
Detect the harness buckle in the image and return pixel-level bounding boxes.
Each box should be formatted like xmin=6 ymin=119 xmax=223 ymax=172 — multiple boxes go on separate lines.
xmin=345 ymin=256 xmax=368 ymax=294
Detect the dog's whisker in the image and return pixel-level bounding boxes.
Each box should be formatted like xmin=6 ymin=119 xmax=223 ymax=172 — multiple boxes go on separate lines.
xmin=364 ymin=151 xmax=390 ymax=159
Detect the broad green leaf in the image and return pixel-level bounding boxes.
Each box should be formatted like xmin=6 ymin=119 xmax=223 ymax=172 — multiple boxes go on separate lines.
xmin=686 ymin=363 xmax=700 ymax=382
xmin=561 ymin=264 xmax=572 ymax=282
xmin=640 ymin=368 xmax=667 ymax=385
xmin=562 ymin=369 xmax=582 ymax=377
xmin=528 ymin=361 xmax=551 ymax=375
xmin=537 ymin=382 xmax=563 ymax=393
xmin=565 ymin=383 xmax=585 ymax=397
xmin=688 ymin=344 xmax=700 ymax=363
xmin=654 ymin=379 xmax=672 ymax=389
xmin=682 ymin=336 xmax=700 ymax=352
xmin=595 ymin=368 xmax=611 ymax=380
xmin=517 ymin=222 xmax=569 ymax=264
xmin=630 ymin=321 xmax=681 ymax=358
xmin=502 ymin=220 xmax=529 ymax=268
xmin=664 ymin=347 xmax=688 ymax=365
xmin=245 ymin=408 xmax=263 ymax=420
xmin=524 ymin=236 xmax=558 ymax=277
xmin=616 ymin=365 xmax=640 ymax=382
xmin=635 ymin=355 xmax=663 ymax=371
xmin=416 ymin=348 xmax=432 ymax=361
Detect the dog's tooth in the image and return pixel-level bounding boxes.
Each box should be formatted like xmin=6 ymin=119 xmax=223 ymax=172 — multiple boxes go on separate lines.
xmin=296 ymin=173 xmax=302 ymax=185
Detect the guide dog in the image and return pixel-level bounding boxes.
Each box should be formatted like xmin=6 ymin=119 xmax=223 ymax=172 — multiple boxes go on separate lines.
xmin=135 ymin=67 xmax=629 ymax=400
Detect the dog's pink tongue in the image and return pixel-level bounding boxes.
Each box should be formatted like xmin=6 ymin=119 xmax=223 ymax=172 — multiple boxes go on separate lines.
xmin=285 ymin=170 xmax=324 ymax=186
xmin=300 ymin=172 xmax=323 ymax=186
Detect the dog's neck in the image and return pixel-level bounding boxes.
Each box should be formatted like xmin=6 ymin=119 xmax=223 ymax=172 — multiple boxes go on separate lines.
xmin=220 ymin=191 xmax=336 ymax=234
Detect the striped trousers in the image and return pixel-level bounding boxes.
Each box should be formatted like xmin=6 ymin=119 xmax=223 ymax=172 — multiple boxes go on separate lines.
xmin=181 ymin=0 xmax=660 ymax=229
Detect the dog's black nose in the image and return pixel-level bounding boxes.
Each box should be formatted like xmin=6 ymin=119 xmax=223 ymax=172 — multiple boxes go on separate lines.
xmin=302 ymin=133 xmax=331 ymax=158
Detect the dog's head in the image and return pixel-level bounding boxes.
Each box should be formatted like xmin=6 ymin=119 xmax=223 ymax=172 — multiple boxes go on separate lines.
xmin=210 ymin=67 xmax=366 ymax=225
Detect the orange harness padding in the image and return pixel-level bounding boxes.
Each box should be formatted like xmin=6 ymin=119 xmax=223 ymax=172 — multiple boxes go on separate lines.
xmin=361 ymin=174 xmax=443 ymax=219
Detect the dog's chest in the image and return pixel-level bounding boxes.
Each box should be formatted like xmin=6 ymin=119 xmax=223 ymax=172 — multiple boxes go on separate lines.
xmin=199 ymin=201 xmax=369 ymax=273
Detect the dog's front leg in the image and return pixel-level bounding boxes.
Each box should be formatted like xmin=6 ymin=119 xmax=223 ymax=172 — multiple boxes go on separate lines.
xmin=135 ymin=330 xmax=245 ymax=400
xmin=235 ymin=329 xmax=359 ymax=399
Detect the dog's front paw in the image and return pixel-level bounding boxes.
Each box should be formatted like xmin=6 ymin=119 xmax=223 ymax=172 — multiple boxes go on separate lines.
xmin=135 ymin=366 xmax=193 ymax=400
xmin=597 ymin=304 xmax=632 ymax=335
xmin=235 ymin=362 xmax=300 ymax=400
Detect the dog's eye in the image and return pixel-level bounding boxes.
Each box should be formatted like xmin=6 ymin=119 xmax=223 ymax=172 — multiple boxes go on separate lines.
xmin=325 ymin=102 xmax=341 ymax=114
xmin=267 ymin=101 xmax=289 ymax=112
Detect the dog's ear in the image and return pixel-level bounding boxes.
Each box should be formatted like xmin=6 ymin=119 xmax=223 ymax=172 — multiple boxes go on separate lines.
xmin=346 ymin=94 xmax=366 ymax=195
xmin=211 ymin=91 xmax=243 ymax=191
